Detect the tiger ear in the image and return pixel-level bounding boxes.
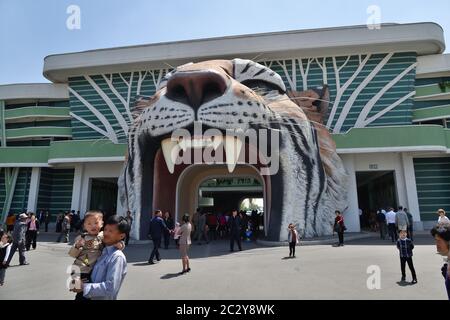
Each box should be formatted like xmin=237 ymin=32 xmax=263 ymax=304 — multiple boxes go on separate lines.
xmin=287 ymin=85 xmax=329 ymax=124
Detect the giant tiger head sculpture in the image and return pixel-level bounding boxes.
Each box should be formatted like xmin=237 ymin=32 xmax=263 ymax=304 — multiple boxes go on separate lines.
xmin=119 ymin=58 xmax=347 ymax=241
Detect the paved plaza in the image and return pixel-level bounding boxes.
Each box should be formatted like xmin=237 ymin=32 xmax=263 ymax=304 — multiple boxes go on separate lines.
xmin=0 ymin=231 xmax=447 ymax=300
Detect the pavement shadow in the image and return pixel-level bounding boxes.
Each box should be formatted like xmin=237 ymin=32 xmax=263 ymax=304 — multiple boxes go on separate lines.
xmin=341 ymin=234 xmax=434 ymax=246
xmin=132 ymin=262 xmax=151 ymax=267
xmin=161 ymin=272 xmax=185 ymax=279
xmin=122 ymin=240 xmax=262 ymax=263
xmin=396 ymin=281 xmax=416 ymax=287
xmin=6 ymin=264 xmax=30 ymax=269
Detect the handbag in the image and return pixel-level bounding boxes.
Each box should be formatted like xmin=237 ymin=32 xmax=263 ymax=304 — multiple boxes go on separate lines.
xmin=333 ymin=223 xmax=340 ymax=233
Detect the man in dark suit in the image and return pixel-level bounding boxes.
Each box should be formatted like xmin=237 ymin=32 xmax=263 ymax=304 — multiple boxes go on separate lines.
xmin=44 ymin=210 xmax=51 ymax=232
xmin=6 ymin=213 xmax=29 ymax=266
xmin=148 ymin=210 xmax=170 ymax=264
xmin=228 ymin=209 xmax=242 ymax=252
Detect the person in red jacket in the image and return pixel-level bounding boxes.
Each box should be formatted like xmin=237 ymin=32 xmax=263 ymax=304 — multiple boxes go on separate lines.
xmin=333 ymin=210 xmax=346 ymax=247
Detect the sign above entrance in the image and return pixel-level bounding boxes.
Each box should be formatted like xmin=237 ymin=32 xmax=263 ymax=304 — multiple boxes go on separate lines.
xmin=201 ymin=177 xmax=262 ymax=188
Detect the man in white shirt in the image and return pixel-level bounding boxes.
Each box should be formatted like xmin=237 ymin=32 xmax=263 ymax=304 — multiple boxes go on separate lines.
xmin=385 ymin=208 xmax=397 ymax=242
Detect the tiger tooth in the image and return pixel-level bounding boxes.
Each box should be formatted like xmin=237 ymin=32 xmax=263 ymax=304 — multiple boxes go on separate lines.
xmin=212 ymin=135 xmax=223 ymax=150
xmin=161 ymin=138 xmax=180 ymax=174
xmin=178 ymin=137 xmax=188 ymax=152
xmin=224 ymin=136 xmax=243 ymax=173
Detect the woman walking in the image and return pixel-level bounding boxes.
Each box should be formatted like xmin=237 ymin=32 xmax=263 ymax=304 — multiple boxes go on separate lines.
xmin=177 ymin=214 xmax=192 ymax=274
xmin=287 ymin=223 xmax=299 ymax=258
xmin=437 ymin=209 xmax=450 ymax=224
xmin=333 ymin=210 xmax=346 ymax=247
xmin=25 ymin=213 xmax=39 ymax=251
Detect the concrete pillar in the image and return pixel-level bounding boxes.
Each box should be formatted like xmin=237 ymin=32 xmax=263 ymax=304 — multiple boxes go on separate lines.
xmin=26 ymin=167 xmax=41 ymax=212
xmin=394 ymin=153 xmax=409 ymax=213
xmin=340 ymin=154 xmax=361 ymax=232
xmin=400 ymin=153 xmax=423 ymax=231
xmin=70 ymin=164 xmax=84 ymax=214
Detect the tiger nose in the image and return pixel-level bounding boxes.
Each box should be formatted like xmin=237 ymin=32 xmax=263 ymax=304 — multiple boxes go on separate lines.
xmin=166 ymin=71 xmax=228 ymax=109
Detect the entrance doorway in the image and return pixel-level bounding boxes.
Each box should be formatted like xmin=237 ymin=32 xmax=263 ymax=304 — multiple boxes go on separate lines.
xmin=356 ymin=171 xmax=398 ymax=230
xmin=89 ymin=178 xmax=118 ymax=220
xmin=176 ymin=164 xmax=267 ymax=237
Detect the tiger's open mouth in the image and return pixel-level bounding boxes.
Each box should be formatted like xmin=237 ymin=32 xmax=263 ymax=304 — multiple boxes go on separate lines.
xmin=137 ymin=122 xmax=275 ymax=237
xmin=157 ymin=122 xmax=278 ymax=174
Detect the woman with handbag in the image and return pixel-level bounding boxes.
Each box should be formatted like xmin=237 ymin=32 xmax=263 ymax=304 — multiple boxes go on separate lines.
xmin=333 ymin=210 xmax=346 ymax=247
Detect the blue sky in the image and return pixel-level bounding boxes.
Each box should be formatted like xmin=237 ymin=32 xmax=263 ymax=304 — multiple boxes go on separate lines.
xmin=0 ymin=0 xmax=449 ymax=84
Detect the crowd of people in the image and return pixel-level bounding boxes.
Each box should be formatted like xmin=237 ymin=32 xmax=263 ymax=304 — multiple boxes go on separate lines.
xmin=146 ymin=208 xmax=262 ymax=274
xmin=0 ymin=205 xmax=449 ymax=300
xmin=373 ymin=206 xmax=414 ymax=242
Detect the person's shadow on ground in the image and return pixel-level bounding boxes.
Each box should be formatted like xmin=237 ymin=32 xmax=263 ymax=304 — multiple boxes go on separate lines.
xmin=161 ymin=272 xmax=186 ymax=279
xmin=132 ymin=262 xmax=151 ymax=267
xmin=396 ymin=280 xmax=416 ymax=287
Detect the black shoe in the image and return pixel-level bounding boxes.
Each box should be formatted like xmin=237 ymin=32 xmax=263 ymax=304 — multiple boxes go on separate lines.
xmin=186 ymin=268 xmax=191 ymax=273
xmin=179 ymin=270 xmax=186 ymax=275
xmin=292 ymin=255 xmax=296 ymax=258
xmin=148 ymin=260 xmax=155 ymax=265
xmin=411 ymin=279 xmax=417 ymax=284
xmin=401 ymin=276 xmax=406 ymax=282
xmin=230 ymin=249 xmax=234 ymax=252
xmin=156 ymin=258 xmax=161 ymax=262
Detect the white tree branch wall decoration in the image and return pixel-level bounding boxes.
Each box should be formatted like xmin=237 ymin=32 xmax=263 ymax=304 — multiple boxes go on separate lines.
xmin=68 ymin=53 xmax=416 ymax=143
xmin=68 ymin=69 xmax=169 ymax=143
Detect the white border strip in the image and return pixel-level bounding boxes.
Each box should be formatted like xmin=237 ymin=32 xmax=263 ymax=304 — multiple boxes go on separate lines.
xmin=337 ymin=145 xmax=448 ymax=154
xmin=48 ymin=156 xmax=125 ymax=164
xmin=0 ymin=163 xmax=50 ymax=167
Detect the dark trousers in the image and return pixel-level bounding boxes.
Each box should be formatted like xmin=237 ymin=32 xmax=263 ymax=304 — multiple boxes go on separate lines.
xmin=125 ymin=233 xmax=130 ymax=246
xmin=230 ymin=234 xmax=242 ymax=251
xmin=400 ymin=257 xmax=417 ymax=279
xmin=388 ymin=223 xmax=398 ymax=242
xmin=378 ymin=222 xmax=386 ymax=239
xmin=407 ymin=226 xmax=414 ymax=241
xmin=45 ymin=222 xmax=49 ymax=232
xmin=163 ymin=231 xmax=170 ymax=249
xmin=74 ymin=272 xmax=91 ymax=301
xmin=26 ymin=230 xmax=37 ymax=250
xmin=289 ymin=242 xmax=296 ymax=257
xmin=338 ymin=231 xmax=344 ymax=245
xmin=149 ymin=237 xmax=161 ymax=262
xmin=6 ymin=241 xmax=27 ymax=265
xmin=209 ymin=226 xmax=217 ymax=241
